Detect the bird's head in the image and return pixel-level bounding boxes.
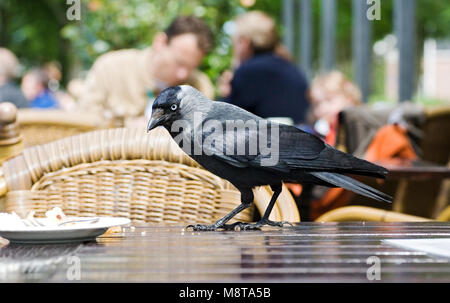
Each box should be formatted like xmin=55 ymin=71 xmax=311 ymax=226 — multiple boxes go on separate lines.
xmin=147 ymin=85 xmax=206 ymax=132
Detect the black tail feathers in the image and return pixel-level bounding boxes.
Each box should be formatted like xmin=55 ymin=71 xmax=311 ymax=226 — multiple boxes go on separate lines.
xmin=310 ymin=171 xmax=392 ymax=203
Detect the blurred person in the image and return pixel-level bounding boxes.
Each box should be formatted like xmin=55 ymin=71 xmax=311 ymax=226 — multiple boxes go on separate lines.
xmin=284 ymin=71 xmax=363 ymax=220
xmin=77 ymin=16 xmax=214 ymax=121
xmin=220 ymin=11 xmax=309 ymax=125
xmin=309 ymin=71 xmax=362 ymax=146
xmin=21 ymin=68 xmax=59 ymax=109
xmin=0 ymin=48 xmax=28 ymax=108
xmin=44 ymin=61 xmax=77 ymax=111
xmin=306 ymin=71 xmax=420 ymax=220
xmin=219 ymin=11 xmax=309 ymax=221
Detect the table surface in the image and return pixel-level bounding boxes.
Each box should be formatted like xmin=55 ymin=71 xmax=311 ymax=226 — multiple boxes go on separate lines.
xmin=1 ymin=222 xmax=450 ymax=283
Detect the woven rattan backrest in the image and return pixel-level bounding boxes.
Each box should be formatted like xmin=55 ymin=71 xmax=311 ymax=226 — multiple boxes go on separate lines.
xmin=17 ymin=109 xmax=107 ymax=147
xmin=1 ymin=127 xmax=254 ymax=224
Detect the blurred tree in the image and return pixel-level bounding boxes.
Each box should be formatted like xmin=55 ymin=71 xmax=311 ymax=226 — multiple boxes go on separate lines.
xmin=0 ymin=0 xmax=70 ymax=79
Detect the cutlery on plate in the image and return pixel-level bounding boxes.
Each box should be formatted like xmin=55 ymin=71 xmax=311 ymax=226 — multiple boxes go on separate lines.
xmin=22 ymin=217 xmax=45 ymax=227
xmin=58 ymin=218 xmax=100 ymax=226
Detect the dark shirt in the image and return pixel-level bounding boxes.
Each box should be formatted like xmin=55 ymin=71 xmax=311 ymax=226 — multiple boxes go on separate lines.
xmin=0 ymin=82 xmax=28 ymax=108
xmin=224 ymin=53 xmax=309 ymax=124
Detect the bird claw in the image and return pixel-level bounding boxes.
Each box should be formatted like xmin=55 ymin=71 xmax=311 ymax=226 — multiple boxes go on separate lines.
xmin=224 ymin=222 xmax=261 ymax=231
xmin=186 ymin=224 xmax=218 ymax=231
xmin=186 ymin=222 xmax=260 ymax=231
xmin=259 ymin=219 xmax=293 ymax=228
xmin=224 ymin=220 xmax=293 ymax=231
xmin=186 ymin=220 xmax=293 ymax=232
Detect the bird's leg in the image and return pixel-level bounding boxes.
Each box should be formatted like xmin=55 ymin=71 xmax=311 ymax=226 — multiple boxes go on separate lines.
xmin=231 ymin=184 xmax=293 ymax=230
xmin=187 ymin=189 xmax=254 ymax=231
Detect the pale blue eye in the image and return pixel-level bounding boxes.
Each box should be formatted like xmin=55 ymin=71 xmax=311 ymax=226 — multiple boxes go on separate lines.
xmin=171 ymin=104 xmax=178 ymax=111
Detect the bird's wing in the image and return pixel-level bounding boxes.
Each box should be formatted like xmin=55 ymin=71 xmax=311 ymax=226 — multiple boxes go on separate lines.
xmin=273 ymin=124 xmax=388 ymax=178
xmin=199 ymin=120 xmax=326 ymax=171
xmin=276 ymin=124 xmax=326 ymax=159
xmin=199 ymin=119 xmax=260 ymax=168
xmin=252 ymin=123 xmax=327 ymax=172
xmin=201 ymin=121 xmax=386 ymax=178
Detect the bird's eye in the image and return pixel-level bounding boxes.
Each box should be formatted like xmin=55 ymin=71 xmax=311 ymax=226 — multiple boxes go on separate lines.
xmin=170 ymin=104 xmax=178 ymax=111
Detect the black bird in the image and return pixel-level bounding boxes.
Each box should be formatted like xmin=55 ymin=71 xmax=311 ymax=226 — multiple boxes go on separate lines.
xmin=147 ymin=85 xmax=392 ymax=230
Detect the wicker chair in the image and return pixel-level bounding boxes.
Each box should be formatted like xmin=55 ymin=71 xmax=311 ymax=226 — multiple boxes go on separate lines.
xmin=315 ymin=205 xmax=450 ymax=222
xmin=0 ymin=127 xmax=299 ymax=225
xmin=317 ymin=105 xmax=450 ymax=222
xmin=390 ymin=106 xmax=450 ymax=218
xmin=16 ymin=109 xmax=110 ymax=148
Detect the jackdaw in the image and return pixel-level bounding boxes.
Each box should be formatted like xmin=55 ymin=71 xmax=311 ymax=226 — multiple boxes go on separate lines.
xmin=147 ymin=85 xmax=391 ymax=230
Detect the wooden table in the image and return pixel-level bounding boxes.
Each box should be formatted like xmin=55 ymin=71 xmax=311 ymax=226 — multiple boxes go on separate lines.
xmin=376 ymin=159 xmax=450 ymax=180
xmin=1 ymin=222 xmax=450 ymax=283
xmin=362 ymin=160 xmax=450 ymax=218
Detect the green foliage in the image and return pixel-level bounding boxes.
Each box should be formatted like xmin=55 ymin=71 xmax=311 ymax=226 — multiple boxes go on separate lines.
xmin=0 ymin=0 xmax=65 ymax=68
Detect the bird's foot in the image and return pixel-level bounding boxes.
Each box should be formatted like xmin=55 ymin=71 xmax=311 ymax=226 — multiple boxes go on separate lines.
xmin=257 ymin=218 xmax=293 ymax=228
xmin=222 ymin=220 xmax=292 ymax=231
xmin=186 ymin=224 xmax=219 ymax=231
xmin=224 ymin=222 xmax=261 ymax=231
xmin=186 ymin=220 xmax=293 ymax=232
xmin=186 ymin=222 xmax=249 ymax=231
xmin=223 ymin=220 xmax=293 ymax=231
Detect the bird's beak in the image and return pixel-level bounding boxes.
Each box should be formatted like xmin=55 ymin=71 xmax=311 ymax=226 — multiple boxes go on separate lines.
xmin=147 ymin=108 xmax=166 ymax=132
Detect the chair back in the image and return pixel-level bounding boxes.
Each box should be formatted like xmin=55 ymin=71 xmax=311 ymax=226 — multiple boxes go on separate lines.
xmin=17 ymin=109 xmax=108 ymax=147
xmin=420 ymin=106 xmax=450 ymax=164
xmin=0 ymin=127 xmax=259 ymax=224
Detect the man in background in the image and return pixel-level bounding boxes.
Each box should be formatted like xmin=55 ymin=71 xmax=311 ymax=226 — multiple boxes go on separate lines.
xmin=77 ymin=16 xmax=214 ymax=121
xmin=0 ymin=48 xmax=28 ymax=108
xmin=219 ymin=11 xmax=309 ymax=125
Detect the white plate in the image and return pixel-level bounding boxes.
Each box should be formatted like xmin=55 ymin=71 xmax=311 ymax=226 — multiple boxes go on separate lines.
xmin=0 ymin=217 xmax=131 ymax=244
